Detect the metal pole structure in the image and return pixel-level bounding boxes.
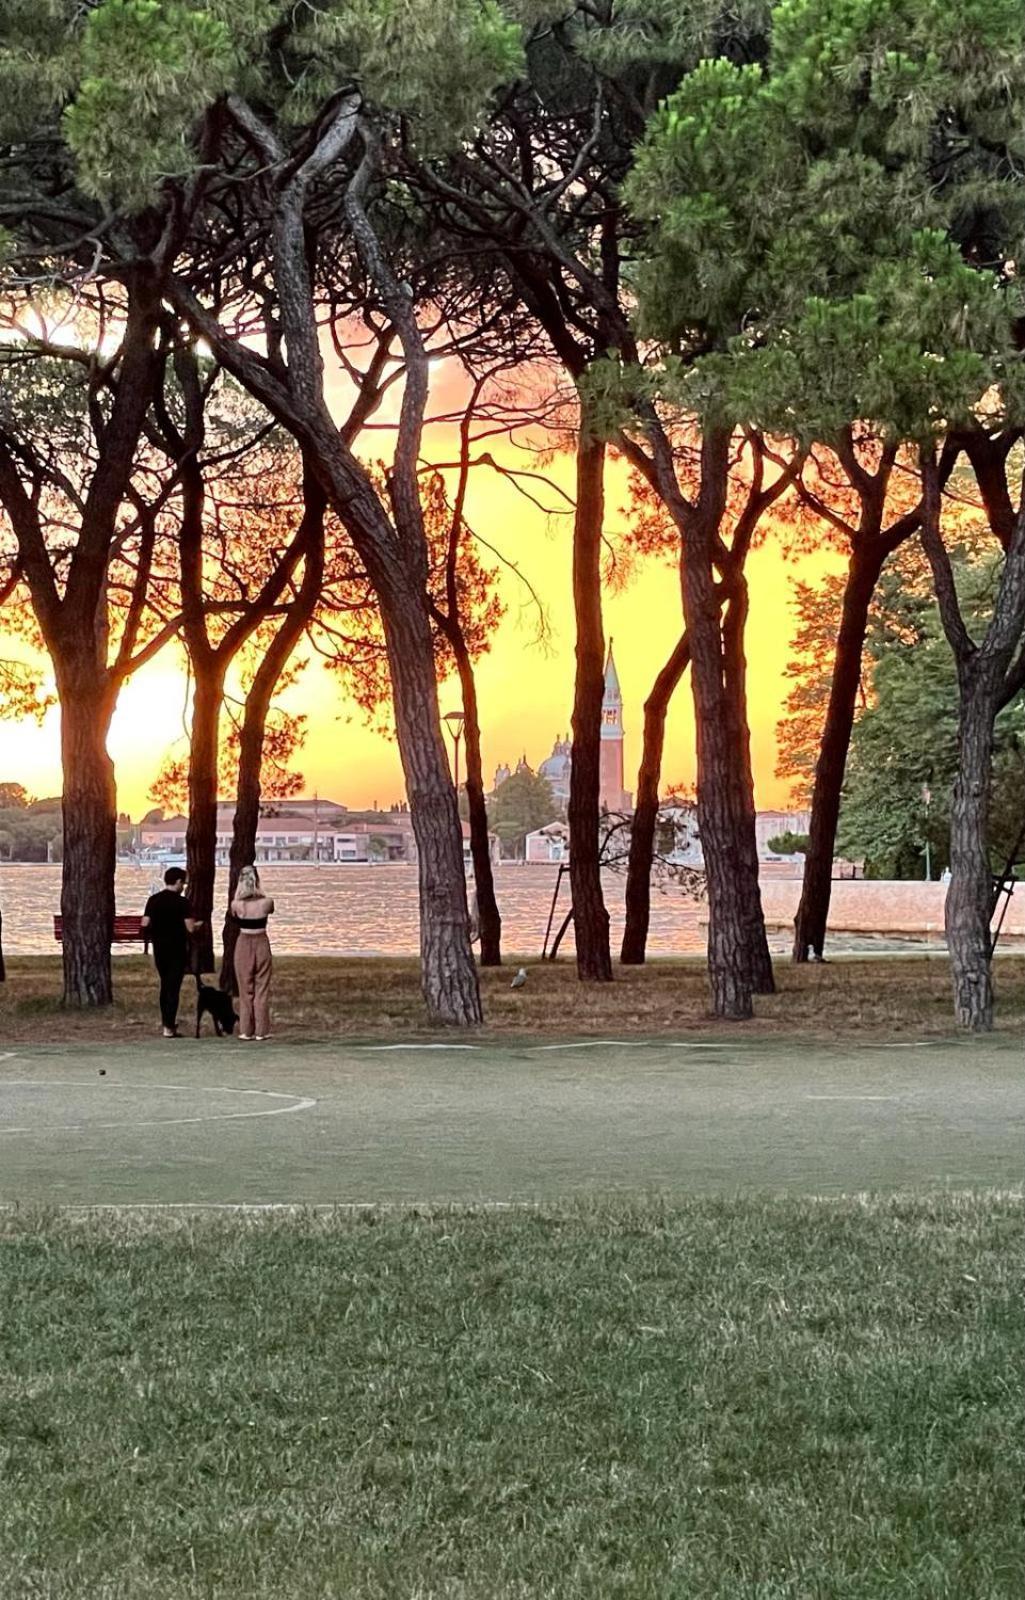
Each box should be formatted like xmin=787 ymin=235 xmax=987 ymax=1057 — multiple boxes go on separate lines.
xmin=542 ymin=863 xmax=569 ymax=959
xmin=443 ymin=710 xmax=465 ymax=795
xmin=922 ymin=783 xmax=932 ymax=881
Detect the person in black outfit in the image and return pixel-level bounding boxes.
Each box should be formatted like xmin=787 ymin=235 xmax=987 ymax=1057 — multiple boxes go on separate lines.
xmin=141 ymin=868 xmax=202 ymax=1038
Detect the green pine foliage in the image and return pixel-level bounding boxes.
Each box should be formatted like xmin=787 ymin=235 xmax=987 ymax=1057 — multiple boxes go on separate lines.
xmin=837 ymin=542 xmax=1025 ymax=877
xmin=621 ymin=0 xmax=1025 ymax=442
xmin=285 ymin=0 xmax=522 ymax=144
xmin=44 ymin=0 xmax=524 ymax=210
xmin=774 ymin=570 xmax=852 ymax=805
xmin=63 ymin=2 xmax=242 ymax=207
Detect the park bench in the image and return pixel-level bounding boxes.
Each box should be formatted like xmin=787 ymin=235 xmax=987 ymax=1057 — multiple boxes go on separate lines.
xmin=53 ymin=914 xmax=149 ymax=950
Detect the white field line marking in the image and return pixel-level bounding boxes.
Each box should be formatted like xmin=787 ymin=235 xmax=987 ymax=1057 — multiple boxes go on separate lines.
xmin=0 ymin=1080 xmax=317 ymax=1137
xmin=529 ymin=1040 xmax=646 ymax=1053
xmin=9 ymin=1187 xmax=1019 ymax=1215
xmin=662 ymin=1043 xmax=730 ymax=1050
xmin=874 ymin=1041 xmax=943 ymax=1049
xmin=359 ymin=1044 xmax=480 ymax=1052
xmin=529 ymin=1040 xmax=729 ymax=1053
xmin=804 ymin=1094 xmax=900 ymax=1102
xmin=364 ymin=1040 xmax=730 ymax=1055
xmin=35 ymin=1201 xmax=545 ymax=1213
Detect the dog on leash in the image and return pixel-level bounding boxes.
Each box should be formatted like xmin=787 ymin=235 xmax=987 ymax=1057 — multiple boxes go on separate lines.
xmin=195 ymin=978 xmax=239 ymax=1038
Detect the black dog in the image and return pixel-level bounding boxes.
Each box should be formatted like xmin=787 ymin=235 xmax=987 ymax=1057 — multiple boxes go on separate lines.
xmin=195 ymin=979 xmax=239 ymax=1038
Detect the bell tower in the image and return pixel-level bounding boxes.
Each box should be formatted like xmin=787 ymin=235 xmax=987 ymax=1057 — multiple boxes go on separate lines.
xmin=599 ymin=641 xmax=628 ymax=811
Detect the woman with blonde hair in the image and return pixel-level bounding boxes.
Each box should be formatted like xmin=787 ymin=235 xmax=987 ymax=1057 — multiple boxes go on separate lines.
xmin=230 ymin=865 xmax=275 ymax=1041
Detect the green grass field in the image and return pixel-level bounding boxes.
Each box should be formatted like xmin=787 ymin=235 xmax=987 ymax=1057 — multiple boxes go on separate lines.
xmin=3 ymin=960 xmax=1022 ymax=1596
xmin=1 ymin=1031 xmax=1021 ymax=1204
xmin=1 ymin=1196 xmax=1021 ymax=1599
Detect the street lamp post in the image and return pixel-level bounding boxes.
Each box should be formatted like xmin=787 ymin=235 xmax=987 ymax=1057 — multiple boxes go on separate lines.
xmin=443 ymin=710 xmax=465 ymax=794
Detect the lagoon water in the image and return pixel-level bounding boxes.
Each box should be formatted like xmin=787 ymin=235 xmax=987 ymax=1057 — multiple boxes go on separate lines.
xmin=3 ymin=861 xmax=1010 ymax=958
xmin=0 ymin=862 xmax=711 ymax=958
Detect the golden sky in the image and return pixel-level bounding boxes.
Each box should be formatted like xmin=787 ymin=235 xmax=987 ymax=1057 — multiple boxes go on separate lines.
xmin=1 ymin=446 xmax=839 ymax=819
xmin=0 ymin=342 xmax=841 ymax=817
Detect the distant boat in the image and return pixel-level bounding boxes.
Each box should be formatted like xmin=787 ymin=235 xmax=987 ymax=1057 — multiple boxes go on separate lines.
xmin=131 ymin=849 xmax=187 ymax=868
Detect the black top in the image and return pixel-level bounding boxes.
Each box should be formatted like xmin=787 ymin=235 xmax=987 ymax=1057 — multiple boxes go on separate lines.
xmin=143 ymin=889 xmax=193 ymax=956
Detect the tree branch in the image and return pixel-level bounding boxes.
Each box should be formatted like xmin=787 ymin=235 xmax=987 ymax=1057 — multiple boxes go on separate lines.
xmin=918 ymin=445 xmax=975 ymax=663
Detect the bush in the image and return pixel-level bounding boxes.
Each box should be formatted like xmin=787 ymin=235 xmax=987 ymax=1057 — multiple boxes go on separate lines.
xmin=767 ymin=831 xmax=809 ymax=856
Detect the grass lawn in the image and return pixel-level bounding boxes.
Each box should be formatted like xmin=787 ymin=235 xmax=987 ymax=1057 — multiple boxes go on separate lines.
xmin=2 ymin=952 xmax=1023 ymax=1044
xmin=0 ymin=1195 xmax=1020 ymax=1599
xmin=1 ymin=1032 xmax=1020 ymax=1205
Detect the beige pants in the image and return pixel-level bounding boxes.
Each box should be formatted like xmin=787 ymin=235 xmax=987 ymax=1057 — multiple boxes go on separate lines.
xmin=234 ymin=932 xmax=272 ymax=1038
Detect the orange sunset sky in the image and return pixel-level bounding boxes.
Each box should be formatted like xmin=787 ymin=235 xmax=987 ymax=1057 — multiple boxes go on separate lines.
xmin=0 ymin=351 xmax=841 ymax=819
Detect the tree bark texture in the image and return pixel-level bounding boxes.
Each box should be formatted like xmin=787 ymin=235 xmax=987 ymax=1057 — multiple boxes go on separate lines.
xmin=793 ymin=545 xmax=885 ymax=962
xmin=568 ymin=421 xmax=612 ymax=981
xmin=184 ymin=666 xmax=225 ymax=975
xmin=946 ymin=668 xmax=999 ymax=1030
xmin=918 ymin=445 xmax=1025 ymax=1031
xmin=454 ymin=643 xmax=502 ymax=965
xmin=379 ymin=580 xmax=483 ymax=1023
xmin=254 ymin=453 xmax=483 ymax=1024
xmin=722 ymin=581 xmax=775 ymax=995
xmin=59 ymin=678 xmax=117 ymax=1006
xmin=620 ymin=632 xmax=691 ymax=964
xmin=676 ymin=442 xmax=756 ymax=1020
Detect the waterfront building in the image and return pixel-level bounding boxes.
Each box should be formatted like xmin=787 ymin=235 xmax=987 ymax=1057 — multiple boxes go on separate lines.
xmin=525 ymin=821 xmax=570 ymax=863
xmin=135 ymin=800 xmax=497 ymax=869
xmin=137 ymin=800 xmax=411 ymax=865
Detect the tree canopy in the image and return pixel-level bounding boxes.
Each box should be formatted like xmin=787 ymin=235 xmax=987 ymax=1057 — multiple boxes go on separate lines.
xmin=489 ymin=768 xmax=559 ymax=855
xmin=623 ymin=0 xmax=1025 ymax=441
xmin=838 ymin=542 xmax=1025 ymax=877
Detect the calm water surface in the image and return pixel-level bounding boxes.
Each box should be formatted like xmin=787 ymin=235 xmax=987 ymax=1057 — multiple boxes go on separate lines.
xmin=0 ymin=863 xmax=710 ymax=957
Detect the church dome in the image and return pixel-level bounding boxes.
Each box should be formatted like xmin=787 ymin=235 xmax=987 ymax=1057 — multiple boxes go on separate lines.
xmin=539 ymin=751 xmax=570 ymax=779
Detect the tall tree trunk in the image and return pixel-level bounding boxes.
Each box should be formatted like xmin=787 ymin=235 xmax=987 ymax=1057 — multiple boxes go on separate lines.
xmin=59 ymin=676 xmax=117 ymax=1006
xmin=946 ymin=668 xmax=999 ymax=1030
xmin=221 ymin=694 xmax=264 ymax=991
xmin=170 ymin=242 xmax=480 ymax=1021
xmin=185 ymin=664 xmax=225 ymax=975
xmin=722 ymin=581 xmax=775 ymax=994
xmin=793 ymin=544 xmax=886 ymax=962
xmin=221 ymin=486 xmax=327 ymax=988
xmin=918 ymin=443 xmax=1025 ymax=1032
xmin=380 ymin=578 xmax=482 ymax=1024
xmin=454 ymin=643 xmax=502 ymax=966
xmin=677 ymin=437 xmax=753 ymax=1021
xmin=684 ymin=592 xmax=753 ymax=1016
xmin=568 ymin=417 xmax=612 ymax=981
xmin=220 ymin=682 xmax=270 ymax=993
xmin=620 ymin=632 xmax=690 ymax=964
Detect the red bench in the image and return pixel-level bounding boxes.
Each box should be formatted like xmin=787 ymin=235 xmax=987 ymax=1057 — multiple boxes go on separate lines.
xmin=53 ymin=915 xmax=149 ymax=949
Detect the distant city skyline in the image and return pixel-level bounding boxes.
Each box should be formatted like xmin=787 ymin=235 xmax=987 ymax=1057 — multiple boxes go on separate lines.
xmin=492 ymin=642 xmax=632 ymax=813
